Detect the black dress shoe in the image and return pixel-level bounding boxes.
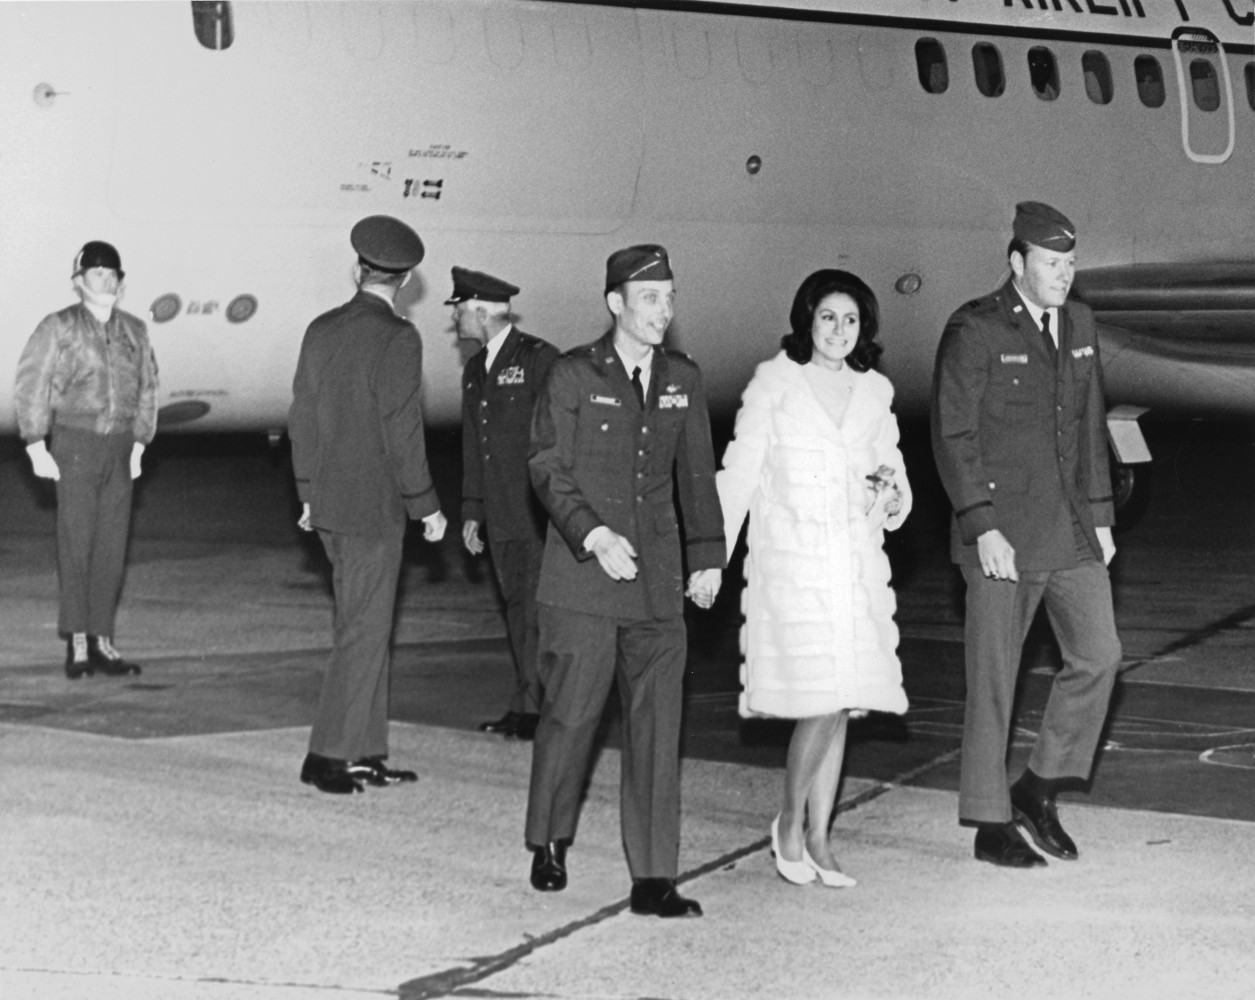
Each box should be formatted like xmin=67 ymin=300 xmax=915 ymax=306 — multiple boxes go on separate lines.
xmin=300 ymin=752 xmax=364 ymax=794
xmin=629 ymin=878 xmax=703 ymax=918
xmin=510 ymin=713 xmax=540 ymax=741
xmin=479 ymin=711 xmax=522 ymax=736
xmin=348 ymin=756 xmax=418 ymax=787
xmin=87 ymin=636 xmax=141 ymax=676
xmin=65 ymin=641 xmax=94 ymax=680
xmin=530 ymin=841 xmax=567 ymax=892
xmin=974 ymin=822 xmax=1047 ymax=868
xmin=1011 ymin=779 xmax=1079 ymax=860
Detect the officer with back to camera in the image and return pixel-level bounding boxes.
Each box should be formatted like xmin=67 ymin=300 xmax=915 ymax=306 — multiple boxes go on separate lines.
xmin=289 ymin=215 xmax=447 ymax=795
xmin=451 ymin=266 xmax=560 ymax=742
xmin=15 ymin=240 xmax=158 ymax=679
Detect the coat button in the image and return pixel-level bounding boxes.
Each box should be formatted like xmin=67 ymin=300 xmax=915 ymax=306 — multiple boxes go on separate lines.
xmin=600 ymin=422 xmax=609 ymax=431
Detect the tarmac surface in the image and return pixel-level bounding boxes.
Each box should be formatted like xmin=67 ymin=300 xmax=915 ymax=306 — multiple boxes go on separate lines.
xmin=2 ymin=418 xmax=1254 ymax=1000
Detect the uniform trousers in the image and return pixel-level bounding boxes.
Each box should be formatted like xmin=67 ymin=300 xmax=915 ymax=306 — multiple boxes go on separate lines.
xmin=50 ymin=426 xmax=134 ymax=637
xmin=526 ymin=605 xmax=686 ymax=879
xmin=310 ymin=523 xmax=405 ymax=761
xmin=489 ymin=536 xmax=544 ymax=715
xmin=959 ymin=557 xmax=1121 ymax=824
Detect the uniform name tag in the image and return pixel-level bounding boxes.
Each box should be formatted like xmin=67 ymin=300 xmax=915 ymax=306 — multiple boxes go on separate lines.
xmin=658 ymin=394 xmax=689 ymax=409
xmin=590 ymin=394 xmax=621 ymax=406
xmin=497 ymin=366 xmax=525 ymax=386
xmin=1000 ymin=354 xmax=1029 ymax=365
xmin=1071 ymin=345 xmax=1094 ymax=359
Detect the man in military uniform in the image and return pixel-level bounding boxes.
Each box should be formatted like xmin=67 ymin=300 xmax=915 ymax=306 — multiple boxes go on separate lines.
xmin=525 ymin=244 xmax=725 ymax=918
xmin=289 ymin=215 xmax=447 ymax=795
xmin=931 ymin=202 xmax=1122 ymax=868
xmin=451 ymin=267 xmax=559 ymax=742
xmin=14 ymin=240 xmax=158 ymax=679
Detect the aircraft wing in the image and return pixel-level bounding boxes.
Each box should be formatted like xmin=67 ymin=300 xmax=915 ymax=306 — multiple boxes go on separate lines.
xmin=1073 ymin=264 xmax=1255 ymax=418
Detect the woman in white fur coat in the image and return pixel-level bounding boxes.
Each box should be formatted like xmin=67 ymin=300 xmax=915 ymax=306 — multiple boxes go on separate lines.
xmin=717 ymin=269 xmax=911 ymax=887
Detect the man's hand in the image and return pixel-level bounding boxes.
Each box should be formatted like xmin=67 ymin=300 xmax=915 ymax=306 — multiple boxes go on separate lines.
xmin=462 ymin=519 xmax=484 ymax=555
xmin=129 ymin=443 xmax=145 ymax=480
xmin=26 ymin=441 xmax=59 ymax=481
xmin=297 ymin=502 xmax=312 ymax=532
xmin=584 ymin=525 xmax=638 ymax=581
xmin=977 ymin=529 xmax=1018 ymax=582
xmin=685 ymin=568 xmax=722 ymax=609
xmin=1096 ymin=526 xmax=1116 ymax=566
xmin=423 ymin=510 xmax=448 ymax=543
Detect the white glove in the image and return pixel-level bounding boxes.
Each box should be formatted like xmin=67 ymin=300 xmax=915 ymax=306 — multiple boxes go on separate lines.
xmin=130 ymin=442 xmax=145 ymax=480
xmin=26 ymin=441 xmax=60 ymax=481
xmin=1096 ymin=526 xmax=1116 ymax=566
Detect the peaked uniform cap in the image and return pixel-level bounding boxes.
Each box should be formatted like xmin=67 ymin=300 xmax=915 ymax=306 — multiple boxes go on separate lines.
xmin=605 ymin=244 xmax=673 ymax=291
xmin=73 ymin=240 xmax=124 ymax=280
xmin=350 ymin=215 xmax=425 ymax=272
xmin=444 ymin=266 xmax=519 ymax=304
xmin=1013 ymin=201 xmax=1076 ymax=252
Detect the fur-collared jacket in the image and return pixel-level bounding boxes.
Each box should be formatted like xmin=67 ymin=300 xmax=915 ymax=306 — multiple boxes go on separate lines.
xmin=717 ymin=351 xmax=911 ymax=719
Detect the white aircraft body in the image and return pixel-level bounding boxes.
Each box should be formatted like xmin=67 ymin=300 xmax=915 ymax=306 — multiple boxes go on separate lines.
xmin=2 ymin=0 xmax=1253 ymax=446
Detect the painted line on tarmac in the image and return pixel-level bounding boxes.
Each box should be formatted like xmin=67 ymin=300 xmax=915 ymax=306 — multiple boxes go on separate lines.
xmin=1119 ymin=602 xmax=1255 ymax=679
xmin=394 ymin=744 xmax=963 ymax=1000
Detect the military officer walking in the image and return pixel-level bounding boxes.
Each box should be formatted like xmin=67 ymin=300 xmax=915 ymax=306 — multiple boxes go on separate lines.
xmin=931 ymin=202 xmax=1122 ymax=868
xmin=289 ymin=215 xmax=447 ymax=795
xmin=14 ymin=240 xmax=158 ymax=678
xmin=525 ymin=244 xmax=725 ymax=918
xmin=451 ymin=267 xmax=559 ymax=741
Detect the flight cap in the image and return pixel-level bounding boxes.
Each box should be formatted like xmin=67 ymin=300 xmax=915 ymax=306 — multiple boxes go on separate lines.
xmin=350 ymin=215 xmax=425 ymax=272
xmin=605 ymin=244 xmax=673 ymax=292
xmin=1013 ymin=201 xmax=1076 ymax=252
xmin=73 ymin=240 xmax=125 ymax=280
xmin=444 ymin=266 xmax=519 ymax=305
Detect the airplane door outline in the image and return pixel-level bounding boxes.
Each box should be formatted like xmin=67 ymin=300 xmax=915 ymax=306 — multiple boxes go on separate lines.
xmin=1170 ymin=26 xmax=1236 ymax=165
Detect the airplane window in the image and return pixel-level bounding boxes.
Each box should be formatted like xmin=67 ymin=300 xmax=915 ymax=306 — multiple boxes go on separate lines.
xmin=1082 ymin=51 xmax=1113 ymax=105
xmin=1246 ymin=64 xmax=1255 ymax=112
xmin=191 ymin=1 xmax=233 ymax=51
xmin=1027 ymin=47 xmax=1059 ymax=101
xmin=972 ymin=43 xmax=1005 ymax=98
xmin=1189 ymin=59 xmax=1220 ymax=112
xmin=1134 ymin=55 xmax=1165 ymax=108
xmin=915 ymin=38 xmax=949 ymax=94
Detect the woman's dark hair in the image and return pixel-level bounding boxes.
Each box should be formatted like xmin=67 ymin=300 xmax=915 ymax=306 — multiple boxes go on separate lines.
xmin=782 ymin=269 xmax=882 ymax=371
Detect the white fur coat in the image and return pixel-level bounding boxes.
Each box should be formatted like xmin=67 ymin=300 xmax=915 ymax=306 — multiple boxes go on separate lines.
xmin=717 ymin=352 xmax=911 ymax=719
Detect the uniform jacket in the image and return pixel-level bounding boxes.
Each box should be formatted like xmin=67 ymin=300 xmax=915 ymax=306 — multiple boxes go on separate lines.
xmin=14 ymin=303 xmax=158 ymax=444
xmin=529 ymin=330 xmax=726 ymax=621
xmin=931 ymin=278 xmax=1114 ymax=572
xmin=718 ymin=352 xmax=911 ymax=719
xmin=461 ymin=327 xmax=560 ymax=543
xmin=289 ymin=290 xmax=439 ymax=536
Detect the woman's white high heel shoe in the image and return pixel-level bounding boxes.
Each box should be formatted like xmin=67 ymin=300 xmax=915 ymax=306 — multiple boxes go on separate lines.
xmin=803 ymin=844 xmax=857 ymax=888
xmin=771 ymin=815 xmax=816 ymax=885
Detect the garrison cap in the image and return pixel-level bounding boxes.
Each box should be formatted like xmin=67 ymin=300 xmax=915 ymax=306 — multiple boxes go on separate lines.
xmin=1013 ymin=201 xmax=1076 ymax=252
xmin=73 ymin=240 xmax=124 ymax=280
xmin=605 ymin=244 xmax=673 ymax=292
xmin=350 ymin=215 xmax=425 ymax=272
xmin=444 ymin=266 xmax=519 ymax=305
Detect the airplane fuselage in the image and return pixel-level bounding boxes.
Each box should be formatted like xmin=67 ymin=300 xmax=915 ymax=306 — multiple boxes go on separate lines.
xmin=2 ymin=0 xmax=1252 ymax=433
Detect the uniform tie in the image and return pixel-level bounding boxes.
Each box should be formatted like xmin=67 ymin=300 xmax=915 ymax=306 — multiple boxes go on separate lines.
xmin=1041 ymin=311 xmax=1057 ymax=357
xmin=631 ymin=366 xmax=645 ymax=407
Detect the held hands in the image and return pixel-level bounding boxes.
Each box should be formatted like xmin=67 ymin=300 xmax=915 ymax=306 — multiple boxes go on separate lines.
xmin=130 ymin=443 xmax=145 ymax=480
xmin=26 ymin=441 xmax=59 ymax=481
xmin=423 ymin=510 xmax=448 ymax=543
xmin=685 ymin=568 xmax=722 ymax=609
xmin=977 ymin=529 xmax=1018 ymax=582
xmin=462 ymin=519 xmax=484 ymax=555
xmin=584 ymin=525 xmax=638 ymax=581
